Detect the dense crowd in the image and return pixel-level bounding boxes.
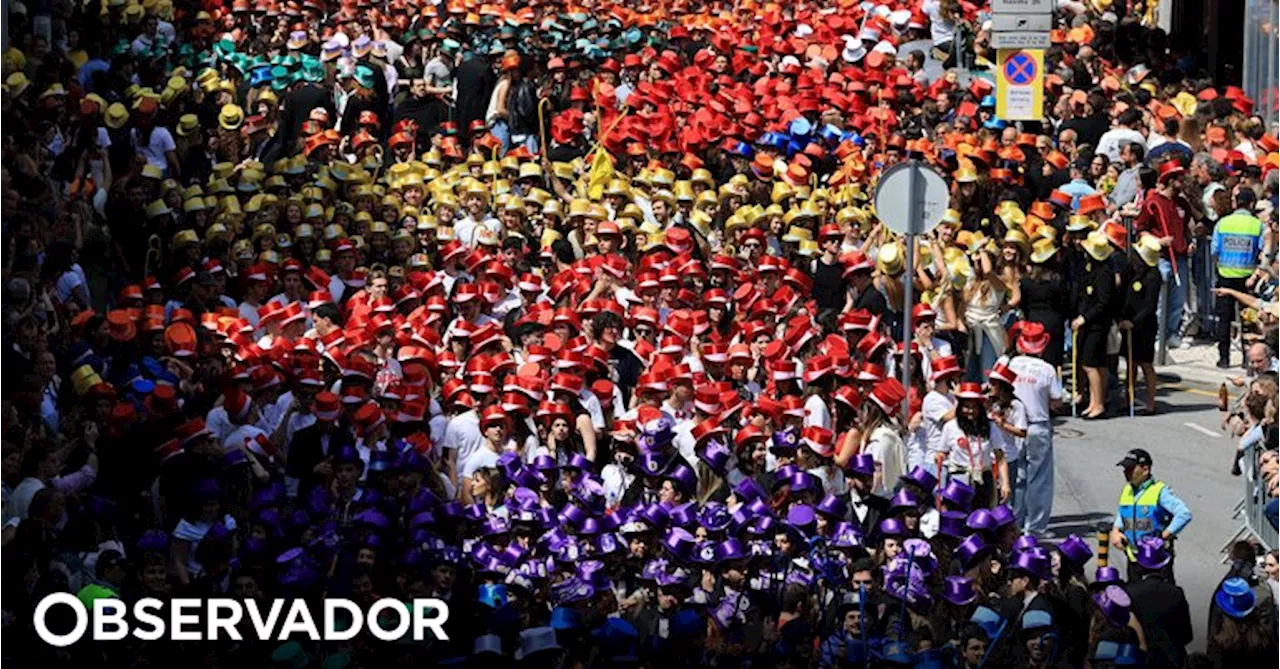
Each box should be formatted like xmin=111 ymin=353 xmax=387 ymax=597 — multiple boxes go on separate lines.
xmin=1 ymin=0 xmax=1279 ymax=665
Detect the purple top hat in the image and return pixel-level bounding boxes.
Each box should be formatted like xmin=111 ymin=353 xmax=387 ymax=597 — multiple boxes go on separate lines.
xmin=692 ymin=541 xmax=721 ymax=565
xmin=878 ymin=518 xmax=907 ymax=538
xmin=136 ymin=529 xmax=170 ymax=553
xmin=596 ymin=532 xmax=624 ymax=556
xmin=482 ymin=516 xmax=513 ymax=537
xmin=942 ymin=575 xmax=978 ymax=606
xmin=830 ymin=521 xmax=864 ymax=548
xmin=1012 ymin=535 xmax=1039 ymax=553
xmin=1057 ymin=534 xmax=1093 ymax=567
xmin=990 ymin=504 xmax=1016 ymax=527
xmin=1093 ymin=566 xmax=1121 ymax=588
xmin=511 ymin=467 xmax=546 ymax=489
xmin=734 ymin=477 xmax=767 ymax=503
xmin=1093 ymin=585 xmax=1132 ymax=629
xmin=662 ymin=527 xmax=698 ymax=562
xmin=638 ymin=502 xmax=670 ymax=529
xmin=559 ymin=503 xmax=591 ymax=528
xmin=565 ymin=452 xmax=594 ymax=472
xmin=406 ymin=488 xmax=438 ymax=514
xmin=939 ymin=479 xmax=975 ymax=509
xmin=889 ymin=489 xmax=921 ymax=512
xmin=399 ymin=450 xmax=428 ymax=473
xmin=333 ymin=444 xmax=362 ymax=465
xmin=1008 ymin=547 xmax=1051 ymax=581
xmin=655 ymin=568 xmax=692 ymax=589
xmin=717 ymin=538 xmax=748 ymax=562
xmin=368 ymin=449 xmax=398 ymax=472
xmin=745 ymin=497 xmax=773 ymax=519
xmin=788 ymin=471 xmax=821 ymax=494
xmin=698 ymin=439 xmax=732 ymax=475
xmin=578 ymin=517 xmax=606 ymax=536
xmin=816 ymin=494 xmax=847 ymax=518
xmin=353 ymin=508 xmax=390 ymax=530
xmin=639 ymin=451 xmax=668 ymax=477
xmin=697 ymin=502 xmax=731 ymax=532
xmin=955 ymin=534 xmax=993 ymax=569
xmin=640 ymin=557 xmax=671 ymax=582
xmin=846 ymin=453 xmax=876 ymax=478
xmin=966 ymin=508 xmax=998 ymax=533
xmin=747 ymin=515 xmax=777 ymax=536
xmin=938 ymin=511 xmax=969 ymax=539
xmin=771 ymin=464 xmax=801 ymax=490
xmin=771 ymin=427 xmax=800 ymax=454
xmin=1133 ymin=536 xmax=1172 ymax=570
xmin=787 ymin=504 xmax=817 ymax=531
xmin=410 ymin=510 xmax=436 ymax=529
xmin=533 ymin=454 xmax=559 ymax=473
xmin=899 ymin=466 xmax=938 ymax=492
xmin=667 ymin=502 xmax=697 ymax=529
xmin=248 ymin=486 xmax=281 ymax=511
xmin=664 ymin=463 xmax=697 ymax=495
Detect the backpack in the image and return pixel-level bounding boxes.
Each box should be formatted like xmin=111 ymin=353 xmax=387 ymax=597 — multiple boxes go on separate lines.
xmin=509 ymin=80 xmax=540 ymax=135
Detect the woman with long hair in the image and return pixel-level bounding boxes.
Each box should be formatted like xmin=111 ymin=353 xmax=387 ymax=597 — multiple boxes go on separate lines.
xmin=858 ymin=385 xmax=906 ymax=497
xmin=963 ymin=250 xmax=1007 ymax=382
xmin=466 ymin=466 xmax=509 ymax=517
xmin=1208 ymin=577 xmax=1278 ymax=666
xmin=937 ymin=384 xmax=1010 ymax=508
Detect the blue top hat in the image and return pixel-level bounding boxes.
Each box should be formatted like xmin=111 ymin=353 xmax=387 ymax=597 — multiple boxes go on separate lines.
xmin=1215 ymin=577 xmax=1257 ymax=619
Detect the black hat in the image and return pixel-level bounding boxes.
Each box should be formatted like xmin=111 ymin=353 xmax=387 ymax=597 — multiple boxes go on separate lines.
xmin=1116 ymin=449 xmax=1152 ymax=468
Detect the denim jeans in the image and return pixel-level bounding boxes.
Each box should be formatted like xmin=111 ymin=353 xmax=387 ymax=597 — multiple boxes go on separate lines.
xmin=1157 ymin=256 xmax=1190 ymax=341
xmin=1021 ymin=422 xmax=1055 ymax=534
xmin=491 ymin=119 xmax=511 ymax=154
xmin=1008 ymin=452 xmax=1028 ymax=525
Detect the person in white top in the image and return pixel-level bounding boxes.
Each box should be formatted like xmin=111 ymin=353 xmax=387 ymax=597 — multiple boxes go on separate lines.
xmin=1007 ymin=324 xmax=1065 ymax=536
xmin=861 ymin=383 xmax=907 ymax=497
xmin=989 ymin=362 xmax=1029 ymax=524
xmin=915 ymin=355 xmax=962 ymax=472
xmin=443 ymin=406 xmax=485 ymax=490
xmin=459 ymin=408 xmax=517 ymax=489
xmin=937 ymin=382 xmax=1010 ymax=508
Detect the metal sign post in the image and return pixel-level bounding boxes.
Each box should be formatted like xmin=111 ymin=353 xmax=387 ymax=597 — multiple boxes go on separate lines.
xmin=874 ymin=162 xmax=948 ymax=416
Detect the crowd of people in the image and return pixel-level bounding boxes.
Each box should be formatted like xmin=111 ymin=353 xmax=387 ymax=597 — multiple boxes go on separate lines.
xmin=1 ymin=0 xmax=1279 ymax=664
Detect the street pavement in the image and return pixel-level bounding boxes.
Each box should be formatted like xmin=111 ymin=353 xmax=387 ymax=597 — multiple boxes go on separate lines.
xmin=1047 ymin=375 xmax=1242 ymax=653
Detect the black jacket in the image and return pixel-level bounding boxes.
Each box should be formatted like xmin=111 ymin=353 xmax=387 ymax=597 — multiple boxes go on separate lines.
xmin=846 ymin=492 xmax=890 ymax=540
xmin=1128 ymin=574 xmax=1193 ymax=667
xmin=285 ymin=421 xmax=350 ymax=496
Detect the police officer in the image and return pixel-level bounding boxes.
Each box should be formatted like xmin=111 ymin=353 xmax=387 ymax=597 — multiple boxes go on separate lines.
xmin=1109 ymin=449 xmax=1193 ymax=576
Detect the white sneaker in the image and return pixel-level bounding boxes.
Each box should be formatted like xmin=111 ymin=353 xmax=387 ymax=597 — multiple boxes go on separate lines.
xmin=1179 ymin=339 xmax=1192 ymax=349
xmin=1166 ymin=336 xmax=1182 ymax=349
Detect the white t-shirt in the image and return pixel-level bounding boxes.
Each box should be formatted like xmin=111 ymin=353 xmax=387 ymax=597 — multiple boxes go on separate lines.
xmin=865 ymin=425 xmax=905 ymax=497
xmin=131 ymin=127 xmax=176 ymax=173
xmin=444 ymin=410 xmax=485 ymax=468
xmin=1007 ymin=355 xmax=1063 ymax=423
xmin=804 ymin=394 xmax=832 ymax=430
xmin=921 ymin=0 xmax=957 ymax=45
xmin=1096 ymin=128 xmax=1147 ymax=163
xmin=460 ymin=445 xmax=501 ymax=479
xmin=939 ymin=420 xmax=1008 ymax=475
xmin=994 ymin=398 xmax=1029 ymax=463
xmin=173 ymin=514 xmax=238 ymax=577
xmin=921 ymin=390 xmax=955 ymax=458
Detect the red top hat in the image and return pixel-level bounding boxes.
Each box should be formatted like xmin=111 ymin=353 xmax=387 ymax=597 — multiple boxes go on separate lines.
xmin=801 ymin=426 xmax=835 ymax=458
xmin=989 ymin=363 xmax=1018 ymax=387
xmin=930 ymin=355 xmax=963 ymax=382
xmin=352 ymin=402 xmax=385 ymax=436
xmin=1016 ymin=321 xmax=1051 ymax=355
xmin=869 ymin=378 xmax=907 ymax=416
xmin=955 ymin=382 xmax=985 ymax=400
xmin=691 ymin=417 xmax=727 ymax=444
xmin=1157 ymin=159 xmax=1185 ymax=184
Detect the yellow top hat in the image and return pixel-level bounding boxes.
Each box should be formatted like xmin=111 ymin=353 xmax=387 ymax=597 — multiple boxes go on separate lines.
xmin=782 ymin=225 xmax=812 ymax=244
xmin=1134 ymin=232 xmax=1162 ymax=267
xmin=218 ymin=104 xmax=245 ymax=130
xmin=1029 ymin=237 xmax=1058 ymax=264
xmin=1082 ymin=230 xmax=1114 ymax=262
xmin=877 ymin=242 xmax=905 ymax=276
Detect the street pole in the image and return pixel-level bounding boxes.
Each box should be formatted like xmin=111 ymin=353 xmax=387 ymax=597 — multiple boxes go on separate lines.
xmin=901 ymin=162 xmax=923 ymax=418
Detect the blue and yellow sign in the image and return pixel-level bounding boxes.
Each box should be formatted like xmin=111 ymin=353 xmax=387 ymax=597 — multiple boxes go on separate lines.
xmin=995 ymin=49 xmax=1044 ymax=121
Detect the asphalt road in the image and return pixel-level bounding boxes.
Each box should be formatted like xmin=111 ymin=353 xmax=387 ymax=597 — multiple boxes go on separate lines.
xmin=1047 ymin=379 xmax=1242 ymax=653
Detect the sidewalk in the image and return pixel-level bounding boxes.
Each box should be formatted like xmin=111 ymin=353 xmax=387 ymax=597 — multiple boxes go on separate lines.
xmin=1156 ymin=340 xmax=1241 ymax=389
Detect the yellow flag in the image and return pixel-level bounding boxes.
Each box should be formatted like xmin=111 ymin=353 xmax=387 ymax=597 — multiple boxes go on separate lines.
xmin=586 ymin=150 xmax=615 ymax=201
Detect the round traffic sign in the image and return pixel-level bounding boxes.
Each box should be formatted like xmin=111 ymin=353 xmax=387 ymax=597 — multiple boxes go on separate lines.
xmin=1002 ymin=51 xmax=1037 ymax=86
xmin=873 ymin=162 xmax=949 ymax=236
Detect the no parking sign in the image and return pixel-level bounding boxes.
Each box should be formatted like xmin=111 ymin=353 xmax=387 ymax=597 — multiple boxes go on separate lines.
xmin=995 ymin=48 xmax=1045 ymax=121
